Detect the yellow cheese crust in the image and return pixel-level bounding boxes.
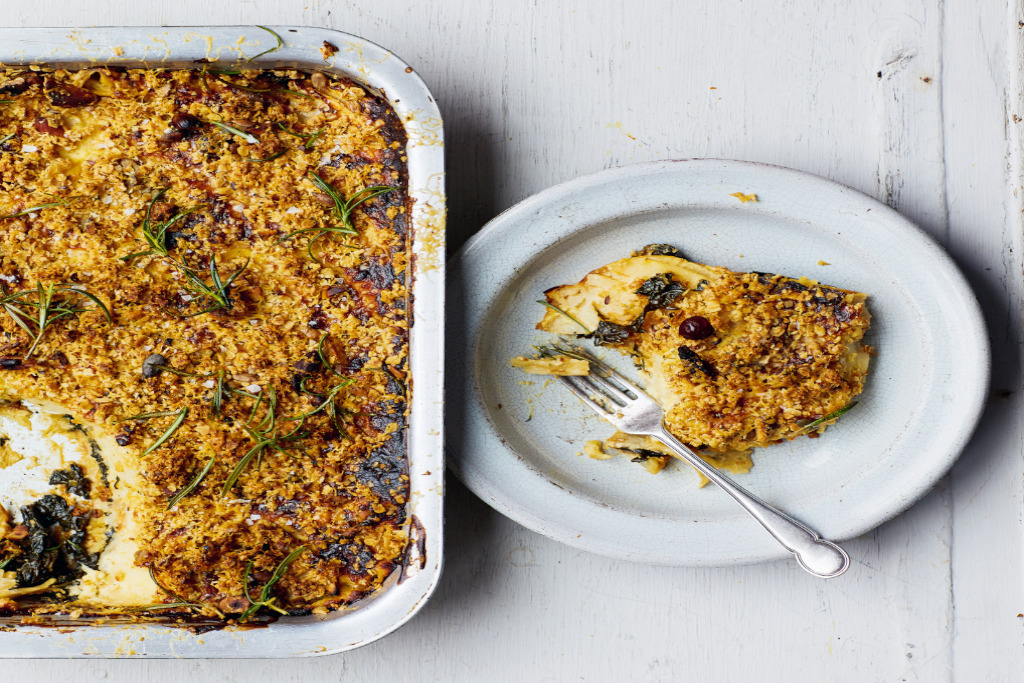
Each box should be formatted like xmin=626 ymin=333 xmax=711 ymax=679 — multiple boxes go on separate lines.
xmin=536 ymin=247 xmax=871 ymax=477
xmin=0 ymin=67 xmax=410 ymax=619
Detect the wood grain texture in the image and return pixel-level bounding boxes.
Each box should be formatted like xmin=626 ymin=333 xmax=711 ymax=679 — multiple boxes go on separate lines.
xmin=2 ymin=0 xmax=1022 ymax=680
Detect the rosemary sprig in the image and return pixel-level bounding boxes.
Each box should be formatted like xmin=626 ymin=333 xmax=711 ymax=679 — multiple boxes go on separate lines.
xmin=2 ymin=200 xmax=69 ymax=219
xmin=212 ymin=370 xmax=226 ymax=417
xmin=179 ymin=257 xmax=249 ymax=316
xmin=227 ymin=386 xmax=264 ymax=424
xmin=221 ymin=421 xmax=306 ymax=495
xmin=138 ymin=602 xmax=201 ymax=612
xmin=145 ymin=568 xmax=225 ymax=617
xmin=141 ymin=406 xmax=188 ymax=456
xmin=222 ymin=388 xmax=308 ymax=494
xmin=167 ymin=454 xmax=215 ymax=509
xmin=1 ymin=283 xmax=111 ymax=359
xmin=276 ymin=172 xmax=394 ymax=264
xmin=277 ymin=333 xmax=355 ymax=434
xmin=212 ymin=75 xmax=273 ymax=94
xmin=0 ymin=556 xmax=12 ymax=571
xmin=276 ymin=122 xmax=323 ymax=150
xmin=256 ymin=385 xmax=278 ymax=432
xmin=238 ymin=546 xmax=306 ymax=622
xmin=280 ymin=88 xmax=315 ymax=100
xmin=113 ymin=410 xmax=181 ymax=423
xmin=158 ymin=366 xmax=215 ymax=379
xmin=316 ymin=332 xmax=344 ymax=378
xmin=288 ymin=379 xmax=354 ymax=435
xmin=245 ymin=149 xmax=287 ymax=163
xmin=209 ymin=120 xmax=259 ymax=145
xmin=312 ymin=171 xmax=394 ymax=230
xmin=536 ymin=300 xmax=591 ymax=333
xmin=797 ymin=402 xmax=858 ymax=436
xmin=121 ymin=190 xmax=193 ymax=261
xmin=247 ymin=25 xmax=285 ymax=62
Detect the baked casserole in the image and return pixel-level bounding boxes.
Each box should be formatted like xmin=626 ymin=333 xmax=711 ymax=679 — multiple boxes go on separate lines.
xmin=0 ymin=64 xmax=411 ymax=621
xmin=529 ymin=245 xmax=871 ymax=481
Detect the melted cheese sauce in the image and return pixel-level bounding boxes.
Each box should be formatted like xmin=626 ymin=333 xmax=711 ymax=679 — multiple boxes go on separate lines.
xmin=69 ymin=428 xmax=158 ymax=607
xmin=0 ymin=399 xmax=157 ymax=606
xmin=0 ymin=402 xmax=90 ymax=515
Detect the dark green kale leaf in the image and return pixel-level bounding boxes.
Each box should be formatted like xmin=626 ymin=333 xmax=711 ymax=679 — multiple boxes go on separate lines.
xmin=635 ymin=273 xmax=686 ymax=308
xmin=48 ymin=463 xmax=90 ymax=498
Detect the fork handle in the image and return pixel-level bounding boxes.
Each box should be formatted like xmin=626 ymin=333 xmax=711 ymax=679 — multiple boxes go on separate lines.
xmin=652 ymin=428 xmax=850 ymax=578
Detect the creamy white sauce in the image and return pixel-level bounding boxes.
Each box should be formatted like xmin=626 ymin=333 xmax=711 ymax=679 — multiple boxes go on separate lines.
xmin=0 ymin=402 xmax=89 ymax=520
xmin=0 ymin=399 xmax=158 ymax=607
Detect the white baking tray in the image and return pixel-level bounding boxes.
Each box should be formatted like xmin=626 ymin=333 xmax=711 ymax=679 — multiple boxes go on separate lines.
xmin=0 ymin=25 xmax=445 ymax=658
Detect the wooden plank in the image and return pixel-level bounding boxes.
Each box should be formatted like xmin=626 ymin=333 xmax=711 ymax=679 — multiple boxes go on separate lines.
xmin=1 ymin=0 xmax=1017 ymax=680
xmin=945 ymin=0 xmax=1024 ymax=679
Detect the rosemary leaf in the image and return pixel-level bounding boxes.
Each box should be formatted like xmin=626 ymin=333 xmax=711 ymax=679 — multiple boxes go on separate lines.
xmin=212 ymin=371 xmax=226 ymax=417
xmin=213 ymin=76 xmax=272 ymax=94
xmin=536 ymin=300 xmax=591 ymax=333
xmin=159 ymin=366 xmax=215 ymax=379
xmin=797 ymin=402 xmax=858 ymax=436
xmin=113 ymin=410 xmax=181 ymax=424
xmin=256 ymin=386 xmax=277 ymax=432
xmin=276 ymin=122 xmax=323 ymax=149
xmin=210 ymin=120 xmax=259 ymax=145
xmin=316 ymin=332 xmax=345 ymax=377
xmin=138 ymin=602 xmax=200 ymax=611
xmin=60 ymin=286 xmax=112 ymax=322
xmin=245 ymin=149 xmax=287 ymax=163
xmin=221 ymin=439 xmax=266 ymax=495
xmin=167 ymin=454 xmax=215 ymax=509
xmin=2 ymin=200 xmax=69 ymax=219
xmin=0 ymin=133 xmax=14 ymax=146
xmin=141 ymin=407 xmax=188 ymax=456
xmin=247 ymin=25 xmax=285 ymax=62
xmin=279 ymin=88 xmax=315 ymax=100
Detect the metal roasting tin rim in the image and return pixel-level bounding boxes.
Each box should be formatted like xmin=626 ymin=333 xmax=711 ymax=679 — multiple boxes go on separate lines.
xmin=0 ymin=25 xmax=445 ymax=658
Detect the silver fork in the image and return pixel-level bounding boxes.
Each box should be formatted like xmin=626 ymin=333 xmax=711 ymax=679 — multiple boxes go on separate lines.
xmin=548 ymin=345 xmax=850 ymax=578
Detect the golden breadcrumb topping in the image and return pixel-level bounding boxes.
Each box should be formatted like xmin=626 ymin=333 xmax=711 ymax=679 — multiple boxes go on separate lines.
xmin=0 ymin=66 xmax=410 ymax=619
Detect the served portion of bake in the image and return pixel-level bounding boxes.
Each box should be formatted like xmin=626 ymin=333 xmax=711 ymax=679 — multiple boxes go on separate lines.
xmin=0 ymin=65 xmax=410 ymax=621
xmin=530 ymin=245 xmax=871 ymax=481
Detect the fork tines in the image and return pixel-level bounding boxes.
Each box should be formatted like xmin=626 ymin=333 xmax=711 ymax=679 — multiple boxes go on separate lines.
xmin=542 ymin=342 xmax=641 ymax=413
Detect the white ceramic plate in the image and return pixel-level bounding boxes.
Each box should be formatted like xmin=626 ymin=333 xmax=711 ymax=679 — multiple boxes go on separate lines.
xmin=448 ymin=159 xmax=989 ymax=567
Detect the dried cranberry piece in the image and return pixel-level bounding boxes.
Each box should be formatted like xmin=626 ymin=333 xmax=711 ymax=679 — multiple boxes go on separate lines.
xmin=679 ymin=316 xmax=714 ymax=340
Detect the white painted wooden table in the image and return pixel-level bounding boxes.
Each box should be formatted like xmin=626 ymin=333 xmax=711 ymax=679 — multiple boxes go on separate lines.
xmin=6 ymin=1 xmax=1024 ymax=680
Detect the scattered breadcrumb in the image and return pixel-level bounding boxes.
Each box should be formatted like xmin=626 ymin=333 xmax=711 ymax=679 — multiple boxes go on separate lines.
xmin=584 ymin=440 xmax=613 ymax=460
